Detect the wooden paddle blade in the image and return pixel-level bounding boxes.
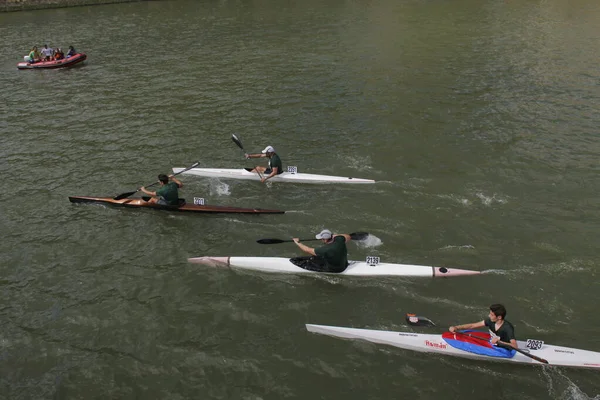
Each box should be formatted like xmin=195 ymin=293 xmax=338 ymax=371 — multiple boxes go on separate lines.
xmin=406 ymin=313 xmax=436 ymax=327
xmin=350 ymin=232 xmax=369 ymax=241
xmin=113 ymin=191 xmax=137 ymax=200
xmin=232 ymin=134 xmax=244 ymax=150
xmin=256 ymin=238 xmax=288 ymax=244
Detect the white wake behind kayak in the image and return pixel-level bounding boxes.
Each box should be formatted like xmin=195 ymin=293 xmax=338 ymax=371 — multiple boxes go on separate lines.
xmin=187 ymin=256 xmax=481 ymax=277
xmin=172 ymin=167 xmax=375 ymax=184
xmin=305 ymin=324 xmax=600 ymax=369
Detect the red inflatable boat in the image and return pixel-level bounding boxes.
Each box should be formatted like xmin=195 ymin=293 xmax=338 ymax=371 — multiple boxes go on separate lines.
xmin=17 ymin=53 xmax=87 ymax=70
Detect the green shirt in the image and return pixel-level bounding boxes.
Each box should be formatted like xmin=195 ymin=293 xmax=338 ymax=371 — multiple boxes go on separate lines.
xmin=155 ymin=182 xmax=179 ymax=205
xmin=314 ymin=236 xmax=348 ymax=270
xmin=269 ymin=154 xmax=283 ymax=174
xmin=484 ymin=318 xmax=516 ymax=343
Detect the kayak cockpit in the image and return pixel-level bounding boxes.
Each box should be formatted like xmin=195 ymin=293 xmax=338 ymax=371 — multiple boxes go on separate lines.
xmin=140 ymin=196 xmax=186 ymax=208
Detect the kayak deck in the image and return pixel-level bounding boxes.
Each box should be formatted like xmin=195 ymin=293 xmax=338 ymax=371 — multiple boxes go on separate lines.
xmin=68 ymin=196 xmax=285 ymax=214
xmin=188 ymin=256 xmax=481 ymax=277
xmin=172 ymin=167 xmax=375 ymax=184
xmin=305 ymin=324 xmax=600 ymax=369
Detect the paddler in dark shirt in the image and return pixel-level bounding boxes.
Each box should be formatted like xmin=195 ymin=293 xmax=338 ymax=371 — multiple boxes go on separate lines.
xmin=140 ymin=174 xmax=183 ymax=206
xmin=449 ymin=304 xmax=518 ymax=349
xmin=245 ymin=145 xmax=283 ymax=183
xmin=292 ymin=229 xmax=351 ymax=273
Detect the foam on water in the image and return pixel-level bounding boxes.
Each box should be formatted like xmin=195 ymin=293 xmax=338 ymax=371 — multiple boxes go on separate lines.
xmin=475 ymin=192 xmax=508 ymax=205
xmin=438 ymin=244 xmax=476 ymax=251
xmin=543 ymin=367 xmax=600 ymax=400
xmin=336 ymin=154 xmax=375 ymax=172
xmin=484 ymin=259 xmax=595 ymax=278
xmin=355 ymin=234 xmax=383 ymax=249
xmin=209 ymin=180 xmax=231 ymax=196
xmin=437 ymin=192 xmax=509 ymax=207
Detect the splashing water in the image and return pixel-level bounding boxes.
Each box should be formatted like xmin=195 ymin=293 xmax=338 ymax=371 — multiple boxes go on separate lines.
xmin=356 ymin=234 xmax=383 ymax=249
xmin=209 ymin=180 xmax=231 ymax=196
xmin=475 ymin=192 xmax=508 ymax=206
xmin=542 ymin=366 xmax=600 ymax=400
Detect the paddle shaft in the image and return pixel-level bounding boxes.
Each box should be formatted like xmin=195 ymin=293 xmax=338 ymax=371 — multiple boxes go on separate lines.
xmin=257 ymin=232 xmax=368 ymax=245
xmin=270 ymin=238 xmax=321 ymax=244
xmin=114 ymin=162 xmax=199 ymax=200
xmin=231 ymin=134 xmax=264 ymax=179
xmin=141 ymin=162 xmax=198 ymax=189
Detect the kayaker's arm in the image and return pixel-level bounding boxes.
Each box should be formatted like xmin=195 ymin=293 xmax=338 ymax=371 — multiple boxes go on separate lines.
xmin=449 ymin=320 xmax=485 ymax=332
xmin=169 ymin=176 xmax=183 ymax=188
xmin=335 ymin=234 xmax=352 ymax=242
xmin=140 ymin=187 xmax=157 ymax=196
xmin=245 ymin=153 xmax=266 ymax=159
xmin=261 ymin=166 xmax=278 ymax=183
xmin=293 ymin=238 xmax=317 ymax=256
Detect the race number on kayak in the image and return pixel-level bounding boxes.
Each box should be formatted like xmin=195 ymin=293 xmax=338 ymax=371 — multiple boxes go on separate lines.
xmin=526 ymin=339 xmax=544 ymax=350
xmin=366 ymin=256 xmax=380 ymax=266
xmin=193 ymin=197 xmax=205 ymax=205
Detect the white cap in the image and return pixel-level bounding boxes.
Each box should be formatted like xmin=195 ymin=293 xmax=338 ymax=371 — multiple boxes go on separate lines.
xmin=262 ymin=145 xmax=276 ymax=154
xmin=315 ymin=229 xmax=332 ymax=240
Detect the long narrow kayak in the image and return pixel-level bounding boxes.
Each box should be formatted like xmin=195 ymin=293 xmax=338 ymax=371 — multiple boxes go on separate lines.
xmin=187 ymin=256 xmax=481 ymax=277
xmin=68 ymin=196 xmax=285 ymax=214
xmin=305 ymin=324 xmax=600 ymax=369
xmin=172 ymin=167 xmax=375 ymax=184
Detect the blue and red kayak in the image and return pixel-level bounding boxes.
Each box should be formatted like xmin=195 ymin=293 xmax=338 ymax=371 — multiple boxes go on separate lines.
xmin=442 ymin=330 xmax=516 ymax=358
xmin=305 ymin=324 xmax=600 ymax=369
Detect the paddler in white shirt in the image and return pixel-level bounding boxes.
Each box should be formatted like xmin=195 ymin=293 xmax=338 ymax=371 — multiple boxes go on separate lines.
xmin=40 ymin=44 xmax=54 ymax=61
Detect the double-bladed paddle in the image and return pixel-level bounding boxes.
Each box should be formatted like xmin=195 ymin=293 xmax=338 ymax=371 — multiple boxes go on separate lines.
xmin=113 ymin=161 xmax=199 ymax=200
xmin=231 ymin=134 xmax=246 ymax=154
xmin=405 ymin=313 xmax=549 ymax=364
xmin=257 ymin=231 xmax=369 ymax=244
xmin=231 ymin=134 xmax=264 ymax=179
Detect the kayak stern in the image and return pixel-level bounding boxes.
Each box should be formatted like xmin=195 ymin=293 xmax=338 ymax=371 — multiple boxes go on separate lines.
xmin=188 ymin=256 xmax=230 ymax=267
xmin=434 ymin=266 xmax=481 ymax=277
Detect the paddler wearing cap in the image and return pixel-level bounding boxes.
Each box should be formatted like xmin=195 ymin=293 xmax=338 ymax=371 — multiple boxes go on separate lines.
xmin=245 ymin=145 xmax=283 ymax=183
xmin=291 ymin=230 xmax=351 ymax=273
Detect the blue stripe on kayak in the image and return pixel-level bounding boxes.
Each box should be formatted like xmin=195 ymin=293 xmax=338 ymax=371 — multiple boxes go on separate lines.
xmin=443 ymin=333 xmax=516 ymax=359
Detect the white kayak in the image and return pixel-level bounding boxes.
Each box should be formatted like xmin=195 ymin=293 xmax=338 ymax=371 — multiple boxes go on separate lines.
xmin=172 ymin=167 xmax=375 ymax=184
xmin=187 ymin=256 xmax=481 ymax=277
xmin=306 ymin=324 xmax=600 ymax=369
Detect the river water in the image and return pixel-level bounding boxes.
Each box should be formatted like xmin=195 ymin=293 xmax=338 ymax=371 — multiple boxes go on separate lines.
xmin=1 ymin=0 xmax=600 ymax=398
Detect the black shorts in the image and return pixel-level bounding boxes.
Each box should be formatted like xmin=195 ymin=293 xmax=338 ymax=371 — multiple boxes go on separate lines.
xmin=289 ymin=256 xmax=347 ymax=273
xmin=264 ymin=168 xmax=283 ymax=175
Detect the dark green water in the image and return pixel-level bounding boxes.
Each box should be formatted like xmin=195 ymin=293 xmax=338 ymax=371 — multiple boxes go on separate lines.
xmin=1 ymin=0 xmax=600 ymax=398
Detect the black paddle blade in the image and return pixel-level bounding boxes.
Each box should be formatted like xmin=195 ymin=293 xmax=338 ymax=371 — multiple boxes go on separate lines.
xmin=256 ymin=238 xmax=287 ymax=244
xmin=350 ymin=232 xmax=369 ymax=241
xmin=113 ymin=191 xmax=137 ymax=200
xmin=406 ymin=314 xmax=436 ymax=327
xmin=232 ymin=134 xmax=244 ymax=151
